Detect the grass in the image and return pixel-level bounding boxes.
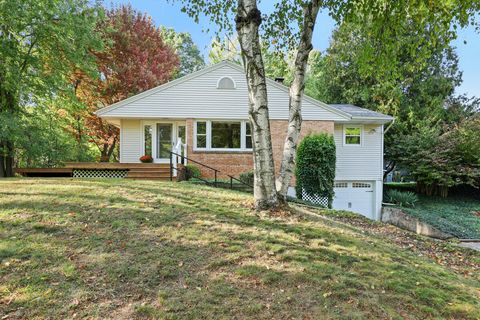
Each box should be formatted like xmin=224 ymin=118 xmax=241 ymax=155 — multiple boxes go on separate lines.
xmin=0 ymin=178 xmax=479 ymax=319
xmin=401 ymin=195 xmax=480 ymax=239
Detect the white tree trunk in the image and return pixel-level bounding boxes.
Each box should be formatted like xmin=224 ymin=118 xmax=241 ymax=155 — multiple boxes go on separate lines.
xmin=235 ymin=0 xmax=279 ymax=210
xmin=276 ymin=0 xmax=321 ymax=201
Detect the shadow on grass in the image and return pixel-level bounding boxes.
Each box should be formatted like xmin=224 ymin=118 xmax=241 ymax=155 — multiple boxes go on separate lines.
xmin=1 ymin=178 xmax=479 ymax=319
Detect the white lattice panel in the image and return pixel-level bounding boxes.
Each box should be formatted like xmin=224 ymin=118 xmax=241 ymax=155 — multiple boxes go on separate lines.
xmin=301 ymin=189 xmax=329 ymax=207
xmin=73 ymin=169 xmax=128 ymax=179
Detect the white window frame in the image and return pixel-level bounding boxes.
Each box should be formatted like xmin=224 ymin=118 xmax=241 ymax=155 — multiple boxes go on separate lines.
xmin=216 ymin=76 xmax=236 ymax=89
xmin=343 ymin=124 xmax=363 ymax=147
xmin=194 ymin=120 xmax=253 ymax=152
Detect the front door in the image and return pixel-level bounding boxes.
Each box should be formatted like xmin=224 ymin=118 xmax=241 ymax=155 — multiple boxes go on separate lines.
xmin=156 ymin=123 xmax=173 ymax=162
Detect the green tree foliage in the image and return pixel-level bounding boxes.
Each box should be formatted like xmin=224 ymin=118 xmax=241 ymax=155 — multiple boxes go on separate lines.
xmin=0 ymin=0 xmax=104 ymax=176
xmin=305 ymin=19 xmax=477 ymax=191
xmin=160 ymin=27 xmax=205 ymax=77
xmin=392 ymin=115 xmax=480 ymax=197
xmin=295 ymin=134 xmax=336 ymax=208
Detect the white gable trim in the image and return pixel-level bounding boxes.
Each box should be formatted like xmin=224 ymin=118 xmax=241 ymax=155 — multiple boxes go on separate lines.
xmin=224 ymin=61 xmax=352 ymax=120
xmin=96 ymin=60 xmax=352 ymax=121
xmin=96 ymin=61 xmax=232 ymax=117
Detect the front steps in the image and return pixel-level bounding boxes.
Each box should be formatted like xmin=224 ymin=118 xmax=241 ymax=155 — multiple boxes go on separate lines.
xmin=126 ymin=164 xmax=171 ymax=180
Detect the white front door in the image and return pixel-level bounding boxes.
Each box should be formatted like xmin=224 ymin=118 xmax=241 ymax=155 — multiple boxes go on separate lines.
xmin=332 ymin=181 xmax=375 ymax=219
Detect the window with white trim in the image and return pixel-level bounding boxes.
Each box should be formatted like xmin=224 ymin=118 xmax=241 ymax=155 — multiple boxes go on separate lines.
xmin=196 ymin=121 xmax=207 ymax=148
xmin=344 ymin=126 xmax=362 ymax=145
xmin=195 ymin=120 xmax=253 ymax=151
xmin=217 ymin=77 xmax=236 ymax=89
xmin=245 ymin=122 xmax=252 ymax=149
xmin=212 ymin=121 xmax=241 ymax=148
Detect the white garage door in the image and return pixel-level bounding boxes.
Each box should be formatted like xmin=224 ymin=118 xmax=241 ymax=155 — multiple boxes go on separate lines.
xmin=332 ymin=181 xmax=374 ymax=219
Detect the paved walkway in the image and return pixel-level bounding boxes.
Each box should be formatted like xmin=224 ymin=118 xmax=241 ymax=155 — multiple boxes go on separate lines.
xmin=458 ymin=242 xmax=480 ymax=252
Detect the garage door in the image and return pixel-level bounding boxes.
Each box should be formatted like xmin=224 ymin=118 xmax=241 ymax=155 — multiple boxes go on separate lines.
xmin=332 ymin=181 xmax=374 ymax=219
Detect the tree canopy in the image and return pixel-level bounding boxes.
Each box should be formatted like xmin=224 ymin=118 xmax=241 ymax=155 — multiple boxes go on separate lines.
xmin=0 ymin=0 xmax=104 ymax=176
xmin=160 ymin=27 xmax=205 ymax=77
xmin=74 ymin=5 xmax=180 ymax=162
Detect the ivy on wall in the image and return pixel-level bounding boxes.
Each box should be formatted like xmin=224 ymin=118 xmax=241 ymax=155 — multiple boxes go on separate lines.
xmin=295 ymin=134 xmax=336 ymax=208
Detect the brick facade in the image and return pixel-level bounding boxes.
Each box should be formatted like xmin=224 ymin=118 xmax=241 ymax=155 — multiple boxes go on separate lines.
xmin=186 ymin=119 xmax=334 ymax=182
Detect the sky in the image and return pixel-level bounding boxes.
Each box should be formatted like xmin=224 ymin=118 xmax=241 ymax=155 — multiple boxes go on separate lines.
xmin=109 ymin=0 xmax=480 ymax=98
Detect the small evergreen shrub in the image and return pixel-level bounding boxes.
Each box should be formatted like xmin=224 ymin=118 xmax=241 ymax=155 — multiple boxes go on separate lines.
xmin=385 ymin=189 xmax=418 ymax=208
xmin=185 ymin=164 xmax=201 ymax=180
xmin=239 ymin=170 xmax=254 ymax=186
xmin=295 ymin=133 xmax=336 ymax=208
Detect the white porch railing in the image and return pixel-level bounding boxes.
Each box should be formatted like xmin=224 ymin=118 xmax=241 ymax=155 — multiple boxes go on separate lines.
xmin=170 ymin=138 xmax=187 ymax=176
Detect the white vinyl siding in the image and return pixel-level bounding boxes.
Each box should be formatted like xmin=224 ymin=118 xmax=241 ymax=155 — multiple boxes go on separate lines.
xmin=120 ymin=119 xmax=142 ymax=163
xmin=99 ymin=64 xmax=348 ymax=121
xmin=334 ymin=124 xmax=383 ymax=181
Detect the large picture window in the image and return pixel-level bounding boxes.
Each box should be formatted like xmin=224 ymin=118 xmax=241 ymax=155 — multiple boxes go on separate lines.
xmin=195 ymin=120 xmax=252 ymax=151
xmin=212 ymin=122 xmax=241 ymax=148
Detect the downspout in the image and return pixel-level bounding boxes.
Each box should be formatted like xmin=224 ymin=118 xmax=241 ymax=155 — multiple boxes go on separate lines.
xmin=383 ymin=118 xmax=395 ymax=134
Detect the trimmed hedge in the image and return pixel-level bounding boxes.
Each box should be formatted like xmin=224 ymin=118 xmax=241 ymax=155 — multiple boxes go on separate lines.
xmin=295 ymin=133 xmax=336 ymax=208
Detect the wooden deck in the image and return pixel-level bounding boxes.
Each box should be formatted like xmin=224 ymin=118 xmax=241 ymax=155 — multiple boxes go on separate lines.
xmin=15 ymin=162 xmax=172 ymax=180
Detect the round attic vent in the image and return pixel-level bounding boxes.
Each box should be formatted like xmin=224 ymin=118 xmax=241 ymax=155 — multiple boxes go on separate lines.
xmin=217 ymin=76 xmax=236 ymax=89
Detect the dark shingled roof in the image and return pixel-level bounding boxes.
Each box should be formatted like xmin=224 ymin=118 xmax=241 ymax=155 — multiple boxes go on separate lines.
xmin=329 ymin=104 xmax=394 ymax=120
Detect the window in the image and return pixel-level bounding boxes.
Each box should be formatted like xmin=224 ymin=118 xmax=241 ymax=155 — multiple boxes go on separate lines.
xmin=334 ymin=182 xmax=348 ymax=188
xmin=156 ymin=123 xmax=172 ymax=159
xmin=144 ymin=125 xmax=152 ymax=156
xmin=352 ymin=182 xmax=371 ymax=188
xmin=194 ymin=120 xmax=252 ymax=151
xmin=245 ymin=122 xmax=252 ymax=149
xmin=196 ymin=121 xmax=207 ymax=148
xmin=344 ymin=126 xmax=362 ymax=145
xmin=212 ymin=121 xmax=241 ymax=148
xmin=217 ymin=77 xmax=236 ymax=89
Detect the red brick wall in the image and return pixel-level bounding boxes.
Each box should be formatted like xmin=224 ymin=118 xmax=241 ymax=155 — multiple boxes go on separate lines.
xmin=186 ymin=118 xmax=333 ymax=181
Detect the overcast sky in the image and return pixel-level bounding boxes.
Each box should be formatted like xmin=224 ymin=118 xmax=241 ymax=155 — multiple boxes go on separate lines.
xmin=109 ymin=0 xmax=480 ymax=98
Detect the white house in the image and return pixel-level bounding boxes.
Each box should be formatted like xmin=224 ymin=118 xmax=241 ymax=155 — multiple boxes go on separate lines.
xmin=97 ymin=61 xmax=394 ymax=220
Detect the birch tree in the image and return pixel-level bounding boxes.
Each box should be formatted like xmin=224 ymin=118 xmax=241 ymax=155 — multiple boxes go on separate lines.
xmin=173 ymin=0 xmax=479 ymax=210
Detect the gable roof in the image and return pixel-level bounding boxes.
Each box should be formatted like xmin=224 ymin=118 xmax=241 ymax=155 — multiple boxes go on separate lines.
xmin=96 ymin=61 xmax=392 ymax=124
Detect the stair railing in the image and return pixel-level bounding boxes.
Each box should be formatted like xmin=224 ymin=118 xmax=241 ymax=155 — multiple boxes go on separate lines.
xmin=169 ymin=151 xmax=253 ymax=191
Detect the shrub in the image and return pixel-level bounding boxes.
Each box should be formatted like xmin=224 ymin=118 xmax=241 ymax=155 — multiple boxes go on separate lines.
xmin=385 ymin=189 xmax=419 ymax=208
xmin=295 ymin=133 xmax=336 ymax=208
xmin=139 ymin=155 xmax=153 ymax=163
xmin=239 ymin=170 xmax=254 ymax=186
xmin=185 ymin=164 xmax=201 ymax=180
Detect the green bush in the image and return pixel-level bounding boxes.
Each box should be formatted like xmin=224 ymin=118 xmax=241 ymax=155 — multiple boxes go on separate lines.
xmin=239 ymin=170 xmax=254 ymax=186
xmin=185 ymin=164 xmax=201 ymax=180
xmin=295 ymin=133 xmax=336 ymax=208
xmin=385 ymin=189 xmax=419 ymax=208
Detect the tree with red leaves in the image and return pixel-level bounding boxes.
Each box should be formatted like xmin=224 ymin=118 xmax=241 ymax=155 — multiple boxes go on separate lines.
xmin=76 ymin=5 xmax=179 ymax=161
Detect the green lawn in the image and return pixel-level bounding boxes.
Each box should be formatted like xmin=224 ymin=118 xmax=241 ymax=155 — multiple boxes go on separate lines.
xmin=1 ymin=179 xmax=480 ymax=319
xmin=401 ymin=196 xmax=480 ymax=239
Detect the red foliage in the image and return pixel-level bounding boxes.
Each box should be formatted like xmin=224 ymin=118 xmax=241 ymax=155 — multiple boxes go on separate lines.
xmin=76 ymin=5 xmax=179 ymax=161
xmin=139 ymin=155 xmax=153 ymax=163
